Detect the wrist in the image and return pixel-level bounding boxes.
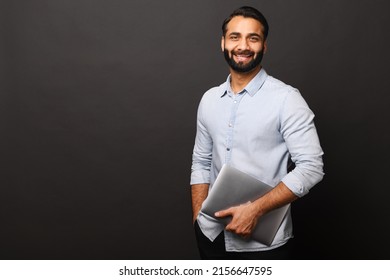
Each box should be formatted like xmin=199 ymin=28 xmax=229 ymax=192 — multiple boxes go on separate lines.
xmin=251 ymin=198 xmax=266 ymax=218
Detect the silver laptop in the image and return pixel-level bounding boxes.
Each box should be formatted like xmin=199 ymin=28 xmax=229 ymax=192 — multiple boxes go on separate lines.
xmin=201 ymin=164 xmax=290 ymax=246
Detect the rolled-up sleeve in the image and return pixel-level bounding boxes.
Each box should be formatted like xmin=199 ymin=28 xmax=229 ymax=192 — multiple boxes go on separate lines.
xmin=280 ymin=89 xmax=324 ymax=197
xmin=190 ymin=98 xmax=213 ymax=185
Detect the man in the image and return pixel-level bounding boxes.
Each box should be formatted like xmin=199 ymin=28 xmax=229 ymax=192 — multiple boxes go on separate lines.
xmin=190 ymin=6 xmax=324 ymax=259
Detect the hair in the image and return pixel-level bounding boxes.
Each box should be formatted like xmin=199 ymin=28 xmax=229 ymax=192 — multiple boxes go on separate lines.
xmin=222 ymin=6 xmax=269 ymax=39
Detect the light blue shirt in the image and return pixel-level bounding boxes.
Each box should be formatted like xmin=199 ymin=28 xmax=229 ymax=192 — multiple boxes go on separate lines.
xmin=191 ymin=68 xmax=324 ymax=252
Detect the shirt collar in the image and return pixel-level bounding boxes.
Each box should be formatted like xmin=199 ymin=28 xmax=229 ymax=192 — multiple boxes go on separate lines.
xmin=221 ymin=68 xmax=268 ymax=97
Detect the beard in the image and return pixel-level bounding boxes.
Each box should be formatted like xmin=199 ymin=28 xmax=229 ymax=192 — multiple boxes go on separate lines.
xmin=223 ymin=49 xmax=264 ymax=73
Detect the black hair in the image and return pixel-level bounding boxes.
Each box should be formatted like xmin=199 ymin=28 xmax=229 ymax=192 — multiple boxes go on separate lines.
xmin=222 ymin=6 xmax=269 ymax=39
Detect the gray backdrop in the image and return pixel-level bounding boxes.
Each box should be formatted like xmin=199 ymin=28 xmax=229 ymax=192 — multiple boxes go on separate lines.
xmin=1 ymin=0 xmax=389 ymax=259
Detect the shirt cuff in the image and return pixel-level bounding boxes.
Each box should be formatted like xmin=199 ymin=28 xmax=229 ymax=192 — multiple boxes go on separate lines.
xmin=190 ymin=170 xmax=210 ymax=185
xmin=281 ymin=172 xmax=309 ymax=197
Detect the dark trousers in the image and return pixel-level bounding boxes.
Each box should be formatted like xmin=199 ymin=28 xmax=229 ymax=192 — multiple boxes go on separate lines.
xmin=194 ymin=221 xmax=293 ymax=260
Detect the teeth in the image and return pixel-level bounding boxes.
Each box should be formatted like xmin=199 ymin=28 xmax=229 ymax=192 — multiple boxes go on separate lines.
xmin=236 ymin=54 xmax=251 ymax=61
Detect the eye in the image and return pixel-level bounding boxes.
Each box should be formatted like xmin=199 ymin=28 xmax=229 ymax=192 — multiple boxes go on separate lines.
xmin=249 ymin=36 xmax=260 ymax=42
xmin=230 ymin=35 xmax=239 ymax=41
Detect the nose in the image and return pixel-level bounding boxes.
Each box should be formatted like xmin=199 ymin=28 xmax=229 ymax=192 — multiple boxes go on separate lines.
xmin=237 ymin=38 xmax=250 ymax=51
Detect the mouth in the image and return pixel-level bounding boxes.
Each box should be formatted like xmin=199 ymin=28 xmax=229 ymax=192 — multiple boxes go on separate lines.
xmin=233 ymin=52 xmax=254 ymax=63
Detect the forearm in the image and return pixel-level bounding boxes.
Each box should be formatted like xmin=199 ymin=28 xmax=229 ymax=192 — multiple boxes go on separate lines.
xmin=252 ymin=181 xmax=298 ymax=218
xmin=191 ymin=184 xmax=209 ymax=224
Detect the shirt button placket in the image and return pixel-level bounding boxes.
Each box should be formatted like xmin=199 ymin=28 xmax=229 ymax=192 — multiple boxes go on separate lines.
xmin=225 ymin=95 xmax=240 ymax=163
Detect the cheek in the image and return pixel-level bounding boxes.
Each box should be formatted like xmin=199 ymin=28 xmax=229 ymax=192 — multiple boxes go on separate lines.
xmin=253 ymin=43 xmax=265 ymax=53
xmin=224 ymin=41 xmax=236 ymax=52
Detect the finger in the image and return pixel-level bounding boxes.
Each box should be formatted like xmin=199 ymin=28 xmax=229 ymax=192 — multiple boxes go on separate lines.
xmin=225 ymin=225 xmax=250 ymax=239
xmin=225 ymin=222 xmax=236 ymax=232
xmin=229 ymin=227 xmax=251 ymax=239
xmin=215 ymin=207 xmax=234 ymax=218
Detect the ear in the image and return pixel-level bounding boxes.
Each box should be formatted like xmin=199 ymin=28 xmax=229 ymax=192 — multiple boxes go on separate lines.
xmin=221 ymin=36 xmax=225 ymax=52
xmin=263 ymin=40 xmax=268 ymax=54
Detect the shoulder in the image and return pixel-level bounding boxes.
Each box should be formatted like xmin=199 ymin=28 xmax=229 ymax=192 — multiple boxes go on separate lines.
xmin=260 ymin=74 xmax=313 ymax=119
xmin=263 ymin=75 xmax=300 ymax=96
xmin=199 ymin=81 xmax=227 ymax=103
xmin=262 ymin=75 xmax=308 ymax=108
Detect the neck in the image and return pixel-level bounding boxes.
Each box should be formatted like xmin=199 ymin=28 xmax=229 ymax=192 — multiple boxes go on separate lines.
xmin=229 ymin=65 xmax=262 ymax=94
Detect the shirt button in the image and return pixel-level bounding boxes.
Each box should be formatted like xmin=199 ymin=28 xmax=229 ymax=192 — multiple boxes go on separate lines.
xmin=228 ymin=123 xmax=232 ymax=127
xmin=227 ymin=148 xmax=230 ymax=151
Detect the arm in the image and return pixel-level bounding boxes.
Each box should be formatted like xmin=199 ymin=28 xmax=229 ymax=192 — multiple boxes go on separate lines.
xmin=191 ymin=184 xmax=209 ymax=224
xmin=215 ymin=181 xmax=297 ymax=238
xmin=190 ymin=96 xmax=213 ymax=223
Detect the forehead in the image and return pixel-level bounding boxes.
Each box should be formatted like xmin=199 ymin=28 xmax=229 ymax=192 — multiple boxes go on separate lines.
xmin=226 ymin=16 xmax=264 ymax=36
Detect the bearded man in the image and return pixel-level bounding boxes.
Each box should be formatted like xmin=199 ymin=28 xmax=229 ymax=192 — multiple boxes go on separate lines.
xmin=190 ymin=6 xmax=324 ymax=259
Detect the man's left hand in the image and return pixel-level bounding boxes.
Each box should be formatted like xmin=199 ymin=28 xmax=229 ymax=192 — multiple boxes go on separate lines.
xmin=215 ymin=202 xmax=260 ymax=239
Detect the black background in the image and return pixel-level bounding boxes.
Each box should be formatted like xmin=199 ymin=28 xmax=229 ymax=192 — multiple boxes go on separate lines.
xmin=1 ymin=0 xmax=389 ymax=259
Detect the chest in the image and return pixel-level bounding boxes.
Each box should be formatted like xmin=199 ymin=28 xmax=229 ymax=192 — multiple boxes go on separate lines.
xmin=204 ymin=94 xmax=283 ymax=142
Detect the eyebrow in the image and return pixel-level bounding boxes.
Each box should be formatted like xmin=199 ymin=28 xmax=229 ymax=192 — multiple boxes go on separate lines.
xmin=248 ymin=33 xmax=262 ymax=38
xmin=227 ymin=32 xmax=263 ymax=39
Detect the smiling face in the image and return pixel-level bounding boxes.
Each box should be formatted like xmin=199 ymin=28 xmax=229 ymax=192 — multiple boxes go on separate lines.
xmin=221 ymin=16 xmax=267 ymax=73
